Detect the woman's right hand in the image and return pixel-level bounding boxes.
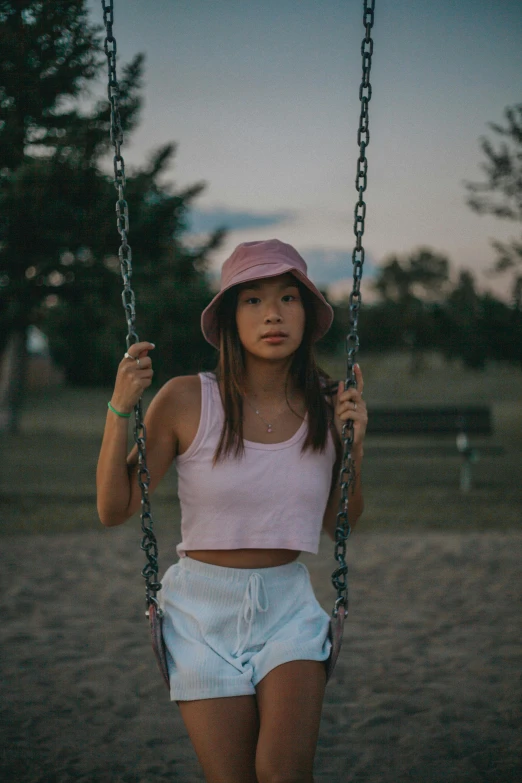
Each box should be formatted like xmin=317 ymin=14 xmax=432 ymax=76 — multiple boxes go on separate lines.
xmin=110 ymin=342 xmax=155 ymax=414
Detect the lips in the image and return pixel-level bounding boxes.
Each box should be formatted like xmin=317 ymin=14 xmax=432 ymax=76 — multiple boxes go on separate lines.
xmin=261 ymin=331 xmax=288 ymax=338
xmin=262 ymin=334 xmax=287 ymax=345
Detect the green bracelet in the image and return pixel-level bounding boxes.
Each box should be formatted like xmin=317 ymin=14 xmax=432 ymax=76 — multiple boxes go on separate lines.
xmin=108 ymin=401 xmax=131 ymax=418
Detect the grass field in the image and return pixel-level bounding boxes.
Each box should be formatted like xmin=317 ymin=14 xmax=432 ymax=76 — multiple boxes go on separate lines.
xmin=2 ymin=351 xmax=521 ymax=536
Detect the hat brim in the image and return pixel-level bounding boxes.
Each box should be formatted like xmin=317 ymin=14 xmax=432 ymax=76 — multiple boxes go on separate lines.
xmin=201 ymin=261 xmax=334 ymax=349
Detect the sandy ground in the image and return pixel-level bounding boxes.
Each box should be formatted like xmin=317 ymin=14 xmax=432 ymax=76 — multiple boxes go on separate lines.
xmin=1 ymin=528 xmax=521 ymax=783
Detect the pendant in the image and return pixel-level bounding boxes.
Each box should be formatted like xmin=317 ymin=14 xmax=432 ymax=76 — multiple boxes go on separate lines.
xmin=267 ymin=425 xmax=272 ymax=433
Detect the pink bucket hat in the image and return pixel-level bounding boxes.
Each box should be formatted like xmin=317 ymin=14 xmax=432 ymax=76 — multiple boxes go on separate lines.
xmin=201 ymin=238 xmax=334 ymax=349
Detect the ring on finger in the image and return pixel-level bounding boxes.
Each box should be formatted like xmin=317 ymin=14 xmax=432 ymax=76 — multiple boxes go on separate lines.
xmin=124 ymin=351 xmax=141 ymax=368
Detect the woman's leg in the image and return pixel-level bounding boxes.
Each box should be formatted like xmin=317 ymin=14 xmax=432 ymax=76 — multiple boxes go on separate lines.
xmin=177 ymin=694 xmax=260 ymax=783
xmin=254 ymin=660 xmax=327 ymax=783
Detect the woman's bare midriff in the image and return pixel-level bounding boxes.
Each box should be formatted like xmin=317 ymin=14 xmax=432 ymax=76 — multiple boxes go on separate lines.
xmin=186 ymin=548 xmax=301 ymax=568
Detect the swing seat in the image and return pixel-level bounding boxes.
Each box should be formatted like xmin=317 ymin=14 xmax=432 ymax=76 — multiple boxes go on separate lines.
xmin=148 ymin=603 xmax=170 ymax=689
xmin=325 ymin=604 xmax=346 ymax=683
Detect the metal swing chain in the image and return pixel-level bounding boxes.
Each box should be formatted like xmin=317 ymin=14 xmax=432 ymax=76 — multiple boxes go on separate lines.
xmin=101 ymin=0 xmax=162 ymax=612
xmin=331 ymin=0 xmax=375 ymax=617
xmin=100 ymin=0 xmax=372 ymax=621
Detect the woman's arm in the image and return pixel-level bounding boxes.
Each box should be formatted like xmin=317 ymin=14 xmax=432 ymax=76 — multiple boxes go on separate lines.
xmin=96 ymin=380 xmax=180 ymax=526
xmin=96 ymin=344 xmax=186 ymax=526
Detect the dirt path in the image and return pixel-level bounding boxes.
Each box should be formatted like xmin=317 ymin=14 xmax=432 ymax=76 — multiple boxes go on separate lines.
xmin=1 ymin=529 xmax=521 ymax=782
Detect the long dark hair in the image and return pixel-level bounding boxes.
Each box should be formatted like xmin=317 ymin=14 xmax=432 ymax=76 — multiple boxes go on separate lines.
xmin=210 ymin=276 xmax=341 ymax=466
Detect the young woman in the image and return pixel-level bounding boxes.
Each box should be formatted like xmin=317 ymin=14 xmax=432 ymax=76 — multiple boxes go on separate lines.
xmin=96 ymin=238 xmax=368 ymax=783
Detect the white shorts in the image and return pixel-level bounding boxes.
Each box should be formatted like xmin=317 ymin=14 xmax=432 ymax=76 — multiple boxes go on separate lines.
xmin=158 ymin=556 xmax=332 ymax=702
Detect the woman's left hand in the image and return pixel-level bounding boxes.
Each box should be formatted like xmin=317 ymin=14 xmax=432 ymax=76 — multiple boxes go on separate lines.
xmin=333 ymin=364 xmax=368 ymax=453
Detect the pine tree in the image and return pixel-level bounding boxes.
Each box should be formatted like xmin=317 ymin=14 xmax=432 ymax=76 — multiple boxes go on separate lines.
xmin=0 ymin=0 xmax=225 ymax=430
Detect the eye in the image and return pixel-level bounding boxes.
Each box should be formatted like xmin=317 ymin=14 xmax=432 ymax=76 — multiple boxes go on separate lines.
xmin=282 ymin=294 xmax=298 ymax=302
xmin=245 ymin=296 xmax=260 ymax=304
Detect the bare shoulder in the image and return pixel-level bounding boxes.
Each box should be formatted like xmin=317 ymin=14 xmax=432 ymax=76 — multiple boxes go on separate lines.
xmin=153 ymin=374 xmax=201 ymax=420
xmin=159 ymin=373 xmax=201 ymax=400
xmin=123 ymin=375 xmax=202 ymax=515
xmin=152 ymin=374 xmax=203 ymax=456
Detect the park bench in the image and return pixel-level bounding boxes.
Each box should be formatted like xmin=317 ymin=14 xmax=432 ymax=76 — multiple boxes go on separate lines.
xmin=365 ymin=406 xmax=503 ymax=492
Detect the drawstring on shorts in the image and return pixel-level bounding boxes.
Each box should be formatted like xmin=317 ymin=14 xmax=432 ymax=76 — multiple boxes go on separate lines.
xmin=232 ymin=572 xmax=269 ymax=656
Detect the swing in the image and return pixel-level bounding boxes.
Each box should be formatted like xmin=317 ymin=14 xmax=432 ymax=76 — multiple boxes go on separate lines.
xmin=101 ymin=0 xmax=376 ymax=689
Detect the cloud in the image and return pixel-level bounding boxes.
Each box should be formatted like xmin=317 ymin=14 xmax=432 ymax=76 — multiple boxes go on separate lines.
xmin=300 ymin=246 xmax=377 ymax=288
xmin=186 ymin=207 xmax=294 ymax=234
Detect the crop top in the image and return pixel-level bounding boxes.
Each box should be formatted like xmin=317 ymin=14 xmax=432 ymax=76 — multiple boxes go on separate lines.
xmin=174 ymin=372 xmax=337 ymax=558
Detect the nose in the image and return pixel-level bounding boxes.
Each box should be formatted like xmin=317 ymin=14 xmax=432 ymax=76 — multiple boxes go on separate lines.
xmin=263 ymin=300 xmax=283 ymax=323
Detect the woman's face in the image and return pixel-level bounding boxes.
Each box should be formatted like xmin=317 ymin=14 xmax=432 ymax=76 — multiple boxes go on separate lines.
xmin=235 ymin=273 xmax=306 ymax=360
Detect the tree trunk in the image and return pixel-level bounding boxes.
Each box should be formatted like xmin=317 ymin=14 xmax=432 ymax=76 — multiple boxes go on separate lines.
xmin=0 ymin=330 xmax=28 ymax=434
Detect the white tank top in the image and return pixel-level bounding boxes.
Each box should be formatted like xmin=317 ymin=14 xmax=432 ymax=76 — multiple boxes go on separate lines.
xmin=175 ymin=372 xmax=337 ymax=558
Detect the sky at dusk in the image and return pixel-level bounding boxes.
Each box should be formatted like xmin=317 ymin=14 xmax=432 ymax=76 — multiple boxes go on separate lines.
xmin=85 ymin=0 xmax=522 ymax=303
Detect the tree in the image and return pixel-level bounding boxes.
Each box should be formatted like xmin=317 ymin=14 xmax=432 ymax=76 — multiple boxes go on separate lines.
xmin=34 ymin=145 xmax=225 ymax=387
xmin=371 ymin=247 xmax=450 ymax=373
xmin=441 ymin=270 xmax=486 ymax=369
xmin=0 ymin=0 xmax=225 ymax=430
xmin=464 ymin=102 xmax=522 ymax=309
xmin=0 ymin=0 xmax=104 ymax=171
xmin=373 ymin=248 xmax=450 ymax=303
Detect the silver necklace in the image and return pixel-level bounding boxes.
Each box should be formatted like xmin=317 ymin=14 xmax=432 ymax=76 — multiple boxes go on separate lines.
xmin=244 ymin=394 xmax=291 ymax=433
